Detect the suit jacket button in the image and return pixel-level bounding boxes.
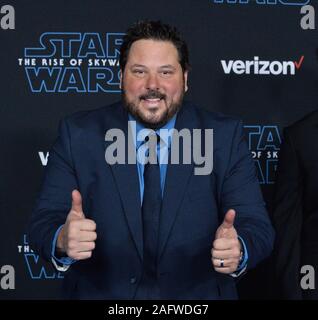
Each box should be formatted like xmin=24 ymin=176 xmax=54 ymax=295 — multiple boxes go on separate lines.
xmin=130 ymin=277 xmax=137 ymax=284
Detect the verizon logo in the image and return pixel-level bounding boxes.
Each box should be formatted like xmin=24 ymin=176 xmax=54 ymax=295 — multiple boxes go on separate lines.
xmin=221 ymin=56 xmax=304 ymax=76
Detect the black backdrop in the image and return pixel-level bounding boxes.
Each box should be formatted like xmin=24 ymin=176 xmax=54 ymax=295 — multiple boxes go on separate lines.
xmin=1 ymin=0 xmax=317 ymax=299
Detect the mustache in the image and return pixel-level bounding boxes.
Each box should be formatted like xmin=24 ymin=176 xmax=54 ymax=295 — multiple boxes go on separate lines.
xmin=139 ymin=90 xmax=166 ymax=100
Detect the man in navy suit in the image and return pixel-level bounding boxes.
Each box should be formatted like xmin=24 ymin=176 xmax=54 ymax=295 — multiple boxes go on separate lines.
xmin=28 ymin=20 xmax=274 ymax=299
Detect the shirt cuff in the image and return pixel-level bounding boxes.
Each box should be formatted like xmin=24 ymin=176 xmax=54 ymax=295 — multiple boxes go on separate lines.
xmin=236 ymin=235 xmax=248 ymax=271
xmin=230 ymin=235 xmax=248 ymax=278
xmin=51 ymin=225 xmax=76 ymax=271
xmin=51 ymin=257 xmax=71 ymax=272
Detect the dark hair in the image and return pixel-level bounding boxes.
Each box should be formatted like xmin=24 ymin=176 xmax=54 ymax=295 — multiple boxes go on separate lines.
xmin=120 ymin=20 xmax=190 ymax=72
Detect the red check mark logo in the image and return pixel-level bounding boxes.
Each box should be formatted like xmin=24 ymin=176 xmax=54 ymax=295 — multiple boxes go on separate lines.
xmin=294 ymin=55 xmax=304 ymax=70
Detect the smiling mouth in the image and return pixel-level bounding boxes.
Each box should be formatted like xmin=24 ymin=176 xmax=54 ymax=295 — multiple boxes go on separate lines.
xmin=141 ymin=98 xmax=163 ymax=106
xmin=143 ymin=98 xmax=161 ymax=102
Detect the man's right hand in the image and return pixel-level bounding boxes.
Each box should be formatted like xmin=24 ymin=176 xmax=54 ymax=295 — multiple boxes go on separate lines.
xmin=56 ymin=189 xmax=97 ymax=260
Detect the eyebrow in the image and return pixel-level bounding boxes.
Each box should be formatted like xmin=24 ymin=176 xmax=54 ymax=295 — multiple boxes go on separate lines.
xmin=159 ymin=65 xmax=176 ymax=70
xmin=130 ymin=64 xmax=147 ymax=68
xmin=129 ymin=64 xmax=176 ymax=70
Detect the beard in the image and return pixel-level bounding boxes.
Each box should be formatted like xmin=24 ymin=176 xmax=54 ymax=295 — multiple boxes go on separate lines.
xmin=122 ymin=86 xmax=184 ymax=130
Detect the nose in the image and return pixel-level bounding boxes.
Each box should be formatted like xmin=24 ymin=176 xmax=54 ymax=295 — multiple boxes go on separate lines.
xmin=145 ymin=73 xmax=160 ymax=90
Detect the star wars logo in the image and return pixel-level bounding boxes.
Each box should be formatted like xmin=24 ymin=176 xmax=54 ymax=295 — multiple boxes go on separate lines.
xmin=244 ymin=125 xmax=281 ymax=184
xmin=18 ymin=32 xmax=124 ymax=93
xmin=17 ymin=235 xmax=63 ymax=280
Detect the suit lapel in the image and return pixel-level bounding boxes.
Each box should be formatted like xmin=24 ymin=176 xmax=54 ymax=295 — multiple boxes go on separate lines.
xmin=103 ymin=103 xmax=143 ymax=261
xmin=158 ymin=103 xmax=198 ymax=260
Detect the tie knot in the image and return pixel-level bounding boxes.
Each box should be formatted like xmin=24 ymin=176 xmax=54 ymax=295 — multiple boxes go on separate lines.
xmin=145 ymin=133 xmax=160 ymax=152
xmin=144 ymin=133 xmax=160 ymax=144
xmin=143 ymin=133 xmax=160 ymax=164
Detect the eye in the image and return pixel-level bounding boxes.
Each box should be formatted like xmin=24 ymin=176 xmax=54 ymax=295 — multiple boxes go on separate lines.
xmin=132 ymin=69 xmax=145 ymax=75
xmin=160 ymin=70 xmax=174 ymax=77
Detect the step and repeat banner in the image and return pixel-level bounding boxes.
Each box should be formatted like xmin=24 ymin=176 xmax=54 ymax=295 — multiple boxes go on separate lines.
xmin=0 ymin=0 xmax=317 ymax=299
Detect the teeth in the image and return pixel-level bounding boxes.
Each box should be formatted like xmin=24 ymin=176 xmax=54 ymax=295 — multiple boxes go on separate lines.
xmin=145 ymin=98 xmax=160 ymax=101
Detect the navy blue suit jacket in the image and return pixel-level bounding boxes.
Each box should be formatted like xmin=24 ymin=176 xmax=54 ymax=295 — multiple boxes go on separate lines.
xmin=28 ymin=101 xmax=274 ymax=299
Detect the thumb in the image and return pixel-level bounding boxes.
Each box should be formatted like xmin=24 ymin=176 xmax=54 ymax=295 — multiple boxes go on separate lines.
xmin=220 ymin=209 xmax=236 ymax=229
xmin=71 ymin=189 xmax=85 ymax=219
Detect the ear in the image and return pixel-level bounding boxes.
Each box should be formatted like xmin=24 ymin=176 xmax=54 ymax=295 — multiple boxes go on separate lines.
xmin=184 ymin=70 xmax=189 ymax=92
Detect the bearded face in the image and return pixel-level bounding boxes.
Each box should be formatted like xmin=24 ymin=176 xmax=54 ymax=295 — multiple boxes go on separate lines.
xmin=121 ymin=39 xmax=188 ymax=129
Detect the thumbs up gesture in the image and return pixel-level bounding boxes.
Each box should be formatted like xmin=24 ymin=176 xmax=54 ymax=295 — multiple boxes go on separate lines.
xmin=56 ymin=190 xmax=97 ymax=260
xmin=211 ymin=209 xmax=242 ymax=274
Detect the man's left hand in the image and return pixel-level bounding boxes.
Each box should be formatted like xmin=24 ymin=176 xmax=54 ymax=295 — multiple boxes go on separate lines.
xmin=211 ymin=209 xmax=242 ymax=274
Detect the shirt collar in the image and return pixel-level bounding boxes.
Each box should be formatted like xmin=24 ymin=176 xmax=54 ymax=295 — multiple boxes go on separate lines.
xmin=128 ymin=113 xmax=177 ymax=150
